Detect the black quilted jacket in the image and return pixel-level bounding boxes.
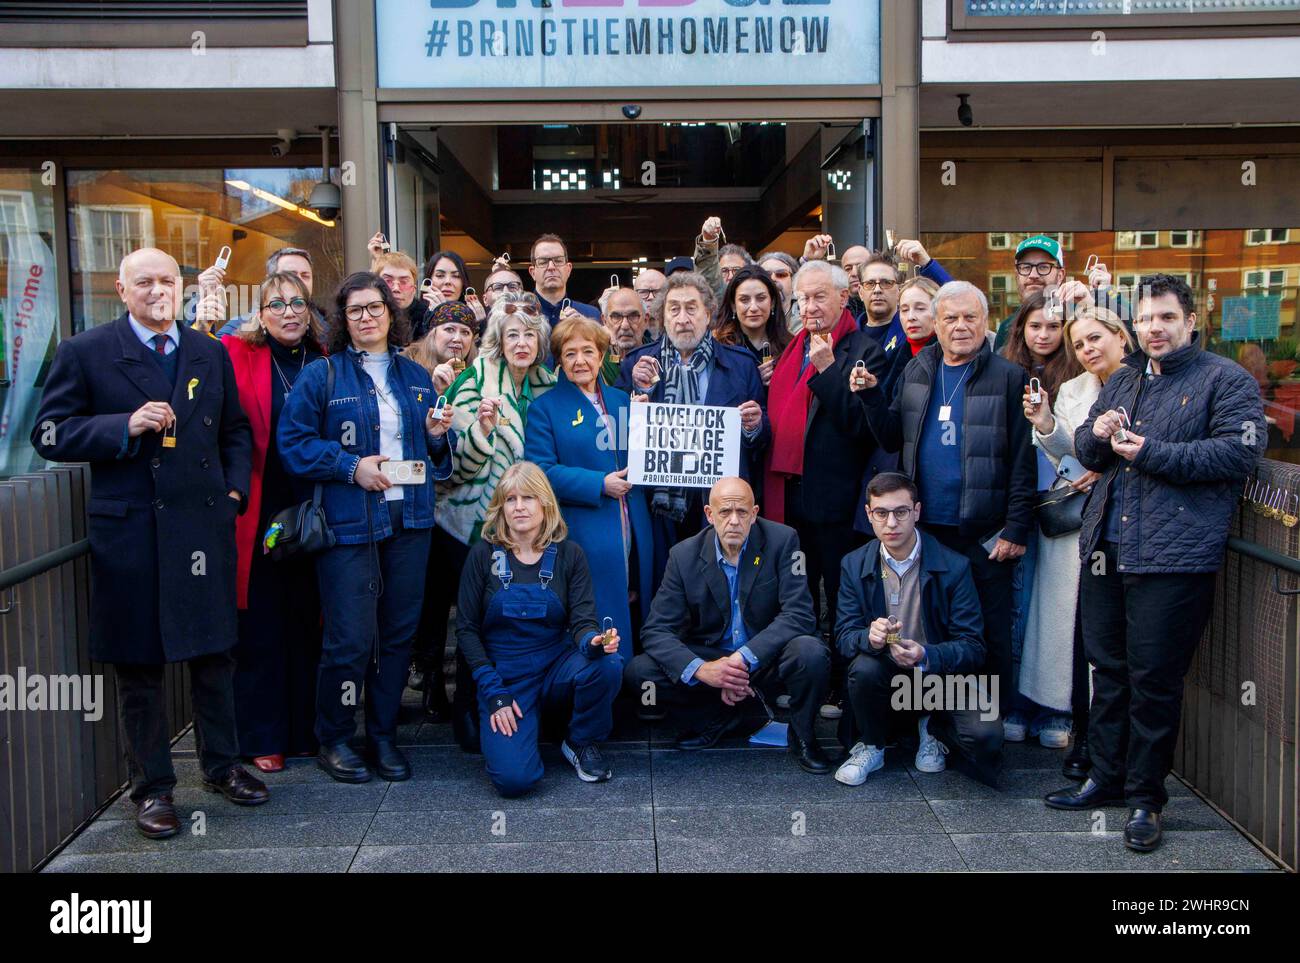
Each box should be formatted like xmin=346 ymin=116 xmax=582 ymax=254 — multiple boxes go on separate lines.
xmin=1075 ymin=335 xmax=1266 ymax=573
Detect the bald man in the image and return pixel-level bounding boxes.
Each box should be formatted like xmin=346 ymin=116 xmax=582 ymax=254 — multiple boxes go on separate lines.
xmin=633 ymin=268 xmax=667 ymax=341
xmin=33 ymin=246 xmax=266 ymax=840
xmin=627 ymin=477 xmax=834 ymax=773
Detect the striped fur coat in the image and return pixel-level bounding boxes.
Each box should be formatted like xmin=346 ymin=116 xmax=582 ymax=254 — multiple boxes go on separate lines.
xmin=437 ymin=354 xmax=557 ymax=545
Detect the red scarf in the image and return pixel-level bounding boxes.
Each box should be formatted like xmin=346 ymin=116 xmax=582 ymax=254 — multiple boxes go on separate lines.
xmin=763 ymin=308 xmax=860 ymax=523
xmin=908 ymin=334 xmax=935 ymax=356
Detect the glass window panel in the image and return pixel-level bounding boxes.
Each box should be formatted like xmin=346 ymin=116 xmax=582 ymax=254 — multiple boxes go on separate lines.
xmin=67 ymin=168 xmax=344 ymax=334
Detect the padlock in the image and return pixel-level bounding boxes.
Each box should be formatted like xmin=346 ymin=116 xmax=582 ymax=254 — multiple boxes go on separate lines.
xmin=826 ymin=241 xmax=837 ymax=263
xmin=1029 ymin=377 xmax=1043 ymax=407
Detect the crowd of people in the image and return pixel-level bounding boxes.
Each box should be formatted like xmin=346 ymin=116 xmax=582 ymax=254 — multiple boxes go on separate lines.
xmin=32 ymin=221 xmax=1265 ymax=855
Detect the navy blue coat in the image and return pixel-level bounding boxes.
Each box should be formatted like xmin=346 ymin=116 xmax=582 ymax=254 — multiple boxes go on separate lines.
xmin=32 ymin=314 xmax=252 ymax=664
xmin=614 ymin=336 xmax=770 ymax=484
xmin=524 ymin=373 xmax=656 ymax=649
xmin=1075 ymin=336 xmax=1265 ymax=573
xmin=835 ymin=532 xmax=985 ymax=676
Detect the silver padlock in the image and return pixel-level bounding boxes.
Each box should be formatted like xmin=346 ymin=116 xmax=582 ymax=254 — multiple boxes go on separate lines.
xmin=826 ymin=241 xmax=837 ymax=263
xmin=1028 ymin=377 xmax=1043 ymax=407
xmin=1113 ymin=406 xmax=1130 ymax=444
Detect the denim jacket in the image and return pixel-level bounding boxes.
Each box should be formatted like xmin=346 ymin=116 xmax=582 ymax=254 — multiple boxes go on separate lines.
xmin=278 ymin=347 xmax=455 ymax=544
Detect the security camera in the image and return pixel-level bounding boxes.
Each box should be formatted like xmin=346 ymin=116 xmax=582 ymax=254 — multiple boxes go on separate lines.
xmin=621 ymin=104 xmax=642 ymax=120
xmin=271 ymin=127 xmax=298 ymax=158
xmin=957 ymin=95 xmax=973 ymax=128
xmin=307 ymin=181 xmax=341 ymax=221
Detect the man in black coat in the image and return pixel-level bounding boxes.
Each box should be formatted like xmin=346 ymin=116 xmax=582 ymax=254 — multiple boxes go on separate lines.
xmin=625 ymin=477 xmax=833 ymax=773
xmin=32 ymin=247 xmax=268 ymax=839
xmin=764 ymin=259 xmax=889 ymax=720
xmin=854 ymin=280 xmax=1036 ymax=718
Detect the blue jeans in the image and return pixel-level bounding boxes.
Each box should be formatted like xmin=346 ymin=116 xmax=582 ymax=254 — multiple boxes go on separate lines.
xmin=315 ymin=500 xmax=432 ymax=747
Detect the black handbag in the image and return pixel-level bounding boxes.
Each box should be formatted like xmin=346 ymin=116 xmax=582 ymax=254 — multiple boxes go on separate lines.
xmin=266 ymin=357 xmax=337 ymax=560
xmin=1035 ymin=484 xmax=1085 ymax=538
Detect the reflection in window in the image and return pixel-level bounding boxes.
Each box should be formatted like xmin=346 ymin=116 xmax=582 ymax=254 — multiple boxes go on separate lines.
xmin=921 ymin=228 xmax=1300 ymax=461
xmin=0 ymin=169 xmax=60 ymax=476
xmin=67 ymin=168 xmax=343 ymax=335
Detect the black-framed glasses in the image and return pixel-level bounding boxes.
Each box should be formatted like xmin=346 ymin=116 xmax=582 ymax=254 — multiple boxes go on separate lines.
xmin=608 ymin=310 xmax=644 ymax=323
xmin=862 ymin=278 xmax=899 ymax=291
xmin=868 ymin=506 xmax=914 ymax=523
xmin=264 ymin=297 xmax=307 ymax=316
xmin=344 ymin=301 xmax=387 ymax=321
xmin=533 ymin=256 xmax=567 ymax=268
xmin=1016 ymin=262 xmax=1057 ymax=277
xmin=486 ymin=280 xmax=523 ymax=294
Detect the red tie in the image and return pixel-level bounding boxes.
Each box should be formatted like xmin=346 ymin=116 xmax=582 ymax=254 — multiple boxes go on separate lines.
xmin=151 ymin=334 xmax=169 ymax=355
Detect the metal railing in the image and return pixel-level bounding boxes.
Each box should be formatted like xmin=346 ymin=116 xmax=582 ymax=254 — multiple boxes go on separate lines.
xmin=1175 ymin=458 xmax=1300 ymax=872
xmin=0 ymin=465 xmax=192 ymax=874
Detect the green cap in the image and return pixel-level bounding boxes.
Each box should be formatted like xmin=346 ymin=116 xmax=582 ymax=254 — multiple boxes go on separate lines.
xmin=1014 ymin=234 xmax=1063 ymax=266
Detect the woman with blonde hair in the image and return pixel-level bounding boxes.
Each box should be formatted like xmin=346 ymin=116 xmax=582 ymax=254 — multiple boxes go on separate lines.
xmin=409 ymin=292 xmax=556 ymax=733
xmin=1019 ymin=303 xmax=1133 ymax=778
xmin=456 ymin=461 xmax=624 ymax=796
xmin=220 ymin=271 xmax=325 ymax=772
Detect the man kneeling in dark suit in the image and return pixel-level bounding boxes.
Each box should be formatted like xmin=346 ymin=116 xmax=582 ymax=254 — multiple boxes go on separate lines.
xmin=625 ymin=476 xmax=833 ymax=773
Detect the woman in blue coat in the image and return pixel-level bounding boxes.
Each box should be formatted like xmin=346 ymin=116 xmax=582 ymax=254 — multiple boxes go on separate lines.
xmin=525 ymin=315 xmax=656 ymax=653
xmin=279 ymin=271 xmax=456 ymax=785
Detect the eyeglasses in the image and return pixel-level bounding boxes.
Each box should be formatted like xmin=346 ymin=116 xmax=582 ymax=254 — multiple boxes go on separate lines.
xmin=501 ymin=301 xmax=540 ymax=318
xmin=533 ymin=256 xmax=567 ymax=268
xmin=382 ymin=274 xmax=415 ymax=289
xmin=344 ymin=301 xmax=387 ymax=321
xmin=721 ymin=266 xmax=743 ymax=279
xmin=486 ymin=280 xmax=523 ymax=294
xmin=861 ymin=278 xmax=899 ymax=291
xmin=264 ymin=297 xmax=307 ymax=316
xmin=636 ymin=288 xmax=662 ymax=302
xmin=1016 ymin=262 xmax=1058 ymax=277
xmin=869 ymin=507 xmax=914 ymax=523
xmin=609 ymin=310 xmax=643 ymax=323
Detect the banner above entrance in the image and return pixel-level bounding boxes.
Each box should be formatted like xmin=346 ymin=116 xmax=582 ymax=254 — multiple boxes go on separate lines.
xmin=375 ymin=0 xmax=880 ymax=90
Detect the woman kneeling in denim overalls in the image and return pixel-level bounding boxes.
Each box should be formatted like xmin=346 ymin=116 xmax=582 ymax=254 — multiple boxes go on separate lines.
xmin=456 ymin=461 xmax=623 ymax=796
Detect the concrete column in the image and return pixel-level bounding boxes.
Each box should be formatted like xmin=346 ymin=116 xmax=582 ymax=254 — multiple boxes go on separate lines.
xmin=879 ymin=0 xmax=921 ymax=241
xmin=333 ymin=0 xmax=383 ymax=274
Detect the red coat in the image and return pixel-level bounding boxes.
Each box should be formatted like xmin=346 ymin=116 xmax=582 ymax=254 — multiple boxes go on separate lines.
xmin=222 ymin=334 xmax=271 ymax=609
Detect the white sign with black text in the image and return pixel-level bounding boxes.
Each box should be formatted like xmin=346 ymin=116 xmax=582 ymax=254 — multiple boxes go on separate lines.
xmin=628 ymin=401 xmax=740 ymax=489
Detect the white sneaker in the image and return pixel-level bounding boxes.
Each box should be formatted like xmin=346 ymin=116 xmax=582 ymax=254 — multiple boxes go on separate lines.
xmin=1003 ymin=714 xmax=1027 ymax=743
xmin=819 ymin=702 xmax=843 ymax=720
xmin=775 ymin=694 xmax=792 ymax=709
xmin=1033 ymin=718 xmax=1072 ymax=749
xmin=915 ymin=715 xmax=948 ymax=773
xmin=835 ymin=742 xmax=886 ymax=786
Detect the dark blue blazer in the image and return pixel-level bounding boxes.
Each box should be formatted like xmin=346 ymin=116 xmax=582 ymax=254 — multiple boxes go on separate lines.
xmin=835 ymin=531 xmax=985 ymax=676
xmin=32 ymin=313 xmax=252 ymax=664
xmin=614 ymin=336 xmax=770 ymax=483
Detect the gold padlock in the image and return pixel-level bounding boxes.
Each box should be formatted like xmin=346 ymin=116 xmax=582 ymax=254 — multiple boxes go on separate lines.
xmin=1283 ymin=493 xmax=1298 ymax=529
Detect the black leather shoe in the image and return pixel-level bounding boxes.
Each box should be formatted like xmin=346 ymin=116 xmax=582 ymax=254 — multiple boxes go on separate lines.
xmin=675 ymin=712 xmax=743 ymax=751
xmin=135 ymin=795 xmax=180 ymax=839
xmin=1123 ymin=809 xmax=1162 ymax=852
xmin=792 ymin=735 xmax=832 ymax=775
xmin=1044 ymin=776 xmax=1126 ymax=811
xmin=202 ymin=764 xmax=270 ymax=806
xmin=1062 ymin=734 xmax=1092 ymax=780
xmin=422 ymin=678 xmax=452 ymax=723
xmin=407 ymin=660 xmax=427 ymax=692
xmin=367 ymin=740 xmax=412 ymax=781
xmin=317 ymin=742 xmax=373 ymax=783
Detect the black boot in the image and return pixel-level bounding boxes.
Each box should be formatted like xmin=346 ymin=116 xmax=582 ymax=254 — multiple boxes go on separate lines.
xmin=422 ymin=662 xmax=452 ymax=722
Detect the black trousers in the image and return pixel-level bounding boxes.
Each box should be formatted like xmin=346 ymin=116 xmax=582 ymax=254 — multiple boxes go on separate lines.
xmin=115 ymin=650 xmax=241 ymax=803
xmin=784 ymin=478 xmax=867 ymax=643
xmin=625 ymin=635 xmax=831 ymax=746
xmin=844 ymin=652 xmax=1003 ymax=787
xmin=1080 ymin=541 xmax=1216 ymax=811
xmin=922 ymin=524 xmax=1014 ymax=712
xmin=315 ymin=501 xmax=432 ymax=747
xmin=1071 ymin=595 xmax=1090 ymax=743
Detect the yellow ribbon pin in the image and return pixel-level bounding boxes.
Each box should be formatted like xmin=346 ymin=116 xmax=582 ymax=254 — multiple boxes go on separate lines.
xmin=885 ymin=335 xmax=898 ymax=352
xmin=571 ymin=409 xmax=585 ymax=427
xmin=753 ymin=555 xmax=761 ymax=565
xmin=186 ymin=377 xmax=199 ymax=400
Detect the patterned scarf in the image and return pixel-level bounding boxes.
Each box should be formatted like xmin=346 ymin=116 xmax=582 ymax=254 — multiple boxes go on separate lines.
xmin=651 ymin=333 xmax=715 ymax=522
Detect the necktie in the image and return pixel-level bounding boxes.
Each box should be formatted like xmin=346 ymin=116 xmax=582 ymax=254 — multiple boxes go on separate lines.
xmin=151 ymin=334 xmax=170 ymax=355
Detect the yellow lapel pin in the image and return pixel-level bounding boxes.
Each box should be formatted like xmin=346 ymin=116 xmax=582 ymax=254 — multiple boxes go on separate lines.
xmin=753 ymin=555 xmax=761 ymax=565
xmin=571 ymin=409 xmax=585 ymax=427
xmin=186 ymin=377 xmax=199 ymax=400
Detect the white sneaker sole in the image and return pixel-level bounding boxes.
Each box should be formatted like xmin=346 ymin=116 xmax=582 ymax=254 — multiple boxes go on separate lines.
xmin=914 ymin=755 xmax=947 ymax=774
xmin=834 ymin=755 xmax=884 ymax=787
xmin=819 ymin=704 xmax=843 ymax=720
xmin=1038 ymin=730 xmax=1071 ymax=749
xmin=1003 ymin=727 xmax=1026 ymax=743
xmin=561 ymin=741 xmax=610 ymax=783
